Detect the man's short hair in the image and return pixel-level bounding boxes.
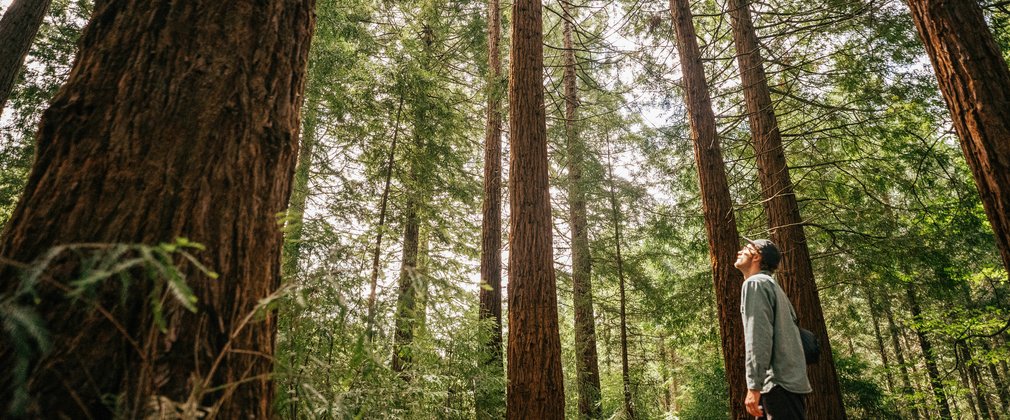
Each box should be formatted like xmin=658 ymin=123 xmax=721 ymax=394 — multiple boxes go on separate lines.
xmin=744 ymin=237 xmax=781 ymax=272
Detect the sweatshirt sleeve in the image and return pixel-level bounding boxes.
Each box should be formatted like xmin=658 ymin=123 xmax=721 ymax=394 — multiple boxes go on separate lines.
xmin=741 ymin=278 xmax=774 ymax=390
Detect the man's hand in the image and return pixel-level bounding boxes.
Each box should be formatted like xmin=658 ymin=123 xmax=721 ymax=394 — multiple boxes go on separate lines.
xmin=745 ymin=389 xmax=764 ymax=418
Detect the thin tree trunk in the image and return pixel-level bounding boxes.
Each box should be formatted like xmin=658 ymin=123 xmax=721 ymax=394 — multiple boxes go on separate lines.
xmin=669 ymin=1 xmax=748 ymax=418
xmin=955 ymin=344 xmax=981 ymax=419
xmin=477 ymin=0 xmax=504 ymax=414
xmin=0 ymin=0 xmax=52 ymax=112
xmin=391 ymin=164 xmax=422 ymax=374
xmin=366 ymin=96 xmax=404 ymax=339
xmin=415 ymin=228 xmax=430 ymax=335
xmin=660 ymin=338 xmax=671 ymax=412
xmin=964 ymin=342 xmax=996 ymax=419
xmin=505 ymin=0 xmax=565 ymax=415
xmin=883 ymin=290 xmax=921 ymax=420
xmin=982 ymin=340 xmax=1010 ymax=413
xmin=605 ymin=136 xmax=635 ymax=419
xmin=865 ymin=287 xmax=896 ymax=393
xmin=905 ymin=0 xmax=1010 ymax=273
xmin=0 ymin=0 xmax=315 ymax=417
xmin=562 ymin=2 xmax=602 ymax=418
xmin=905 ymin=283 xmax=952 ymax=418
xmin=283 ymin=97 xmax=319 ymax=282
xmin=725 ymin=1 xmax=845 ymax=417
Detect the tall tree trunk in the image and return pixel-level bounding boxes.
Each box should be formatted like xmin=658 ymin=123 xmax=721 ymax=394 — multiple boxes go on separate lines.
xmin=606 ymin=136 xmax=635 ymax=419
xmin=477 ymin=0 xmax=504 ymax=413
xmin=391 ymin=168 xmax=422 ymax=374
xmin=562 ymin=2 xmax=603 ymax=418
xmin=415 ymin=228 xmax=430 ymax=335
xmin=505 ymin=0 xmax=565 ymax=415
xmin=883 ymin=290 xmax=922 ymax=420
xmin=725 ymin=1 xmax=845 ymax=417
xmin=864 ymin=286 xmax=896 ymax=393
xmin=955 ymin=344 xmax=981 ymax=419
xmin=905 ymin=283 xmax=952 ymax=418
xmin=660 ymin=338 xmax=671 ymax=412
xmin=669 ymin=1 xmax=748 ymax=417
xmin=366 ymin=96 xmax=404 ymax=338
xmin=0 ymin=0 xmax=315 ymax=417
xmin=961 ymin=342 xmax=995 ymax=419
xmin=0 ymin=0 xmax=52 ymax=112
xmin=982 ymin=340 xmax=1010 ymax=413
xmin=905 ymin=0 xmax=1010 ymax=273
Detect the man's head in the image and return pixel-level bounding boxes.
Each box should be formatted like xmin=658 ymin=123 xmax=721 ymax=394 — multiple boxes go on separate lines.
xmin=734 ymin=237 xmax=781 ymax=274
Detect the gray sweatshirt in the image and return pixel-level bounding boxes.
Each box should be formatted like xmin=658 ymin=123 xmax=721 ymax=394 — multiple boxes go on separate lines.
xmin=740 ymin=272 xmax=812 ymax=394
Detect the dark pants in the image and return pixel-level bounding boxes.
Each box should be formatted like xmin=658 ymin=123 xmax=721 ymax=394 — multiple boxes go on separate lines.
xmin=758 ymin=385 xmax=806 ymax=420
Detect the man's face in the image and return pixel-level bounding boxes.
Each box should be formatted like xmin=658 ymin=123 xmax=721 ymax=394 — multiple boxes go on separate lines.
xmin=734 ymin=244 xmax=760 ymax=271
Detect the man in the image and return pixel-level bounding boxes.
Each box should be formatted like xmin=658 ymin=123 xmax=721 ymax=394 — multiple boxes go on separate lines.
xmin=735 ymin=238 xmax=812 ymax=419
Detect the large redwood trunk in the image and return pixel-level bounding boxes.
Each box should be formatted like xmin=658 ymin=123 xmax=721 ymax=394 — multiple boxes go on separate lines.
xmin=669 ymin=0 xmax=747 ymax=417
xmin=725 ymin=1 xmax=845 ymax=417
xmin=0 ymin=1 xmax=315 ymax=417
xmin=505 ymin=0 xmax=565 ymax=415
xmin=905 ymin=0 xmax=1010 ymax=273
xmin=562 ymin=1 xmax=602 ymax=417
xmin=0 ymin=0 xmax=52 ymax=111
xmin=477 ymin=0 xmax=504 ymax=412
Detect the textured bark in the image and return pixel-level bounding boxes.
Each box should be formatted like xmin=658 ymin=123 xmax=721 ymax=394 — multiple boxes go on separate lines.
xmin=366 ymin=96 xmax=404 ymax=338
xmin=669 ymin=1 xmax=747 ymax=418
xmin=0 ymin=0 xmax=315 ymax=417
xmin=562 ymin=2 xmax=602 ymax=418
xmin=883 ymin=292 xmax=921 ymax=420
xmin=505 ymin=0 xmax=565 ymax=415
xmin=905 ymin=284 xmax=952 ymax=418
xmin=725 ymin=1 xmax=845 ymax=417
xmin=905 ymin=0 xmax=1010 ymax=273
xmin=0 ymin=0 xmax=52 ymax=112
xmin=606 ymin=138 xmax=634 ymax=419
xmin=477 ymin=0 xmax=504 ymax=412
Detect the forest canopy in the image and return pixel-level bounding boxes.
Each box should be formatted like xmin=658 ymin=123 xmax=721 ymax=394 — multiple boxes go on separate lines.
xmin=1 ymin=0 xmax=1009 ymax=418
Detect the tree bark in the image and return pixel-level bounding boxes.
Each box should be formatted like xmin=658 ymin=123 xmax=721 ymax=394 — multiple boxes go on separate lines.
xmin=562 ymin=2 xmax=602 ymax=418
xmin=477 ymin=0 xmax=504 ymax=413
xmin=905 ymin=0 xmax=1010 ymax=273
xmin=905 ymin=283 xmax=952 ymax=418
xmin=606 ymin=136 xmax=634 ymax=419
xmin=725 ymin=1 xmax=845 ymax=418
xmin=0 ymin=0 xmax=52 ymax=112
xmin=669 ymin=1 xmax=747 ymax=417
xmin=0 ymin=0 xmax=315 ymax=417
xmin=505 ymin=0 xmax=565 ymax=415
xmin=366 ymin=96 xmax=404 ymax=339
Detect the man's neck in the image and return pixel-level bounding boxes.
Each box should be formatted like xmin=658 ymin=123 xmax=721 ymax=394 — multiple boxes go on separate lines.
xmin=743 ymin=265 xmax=764 ymax=279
